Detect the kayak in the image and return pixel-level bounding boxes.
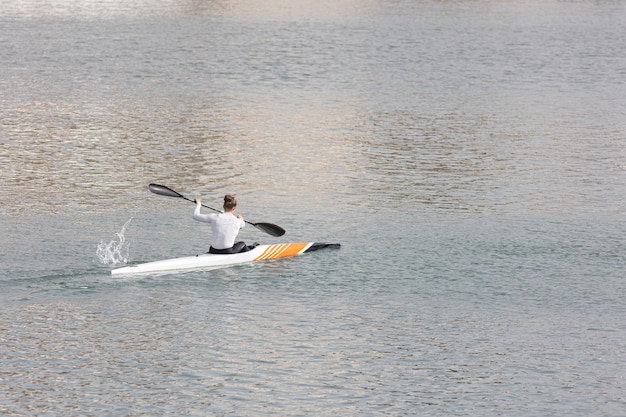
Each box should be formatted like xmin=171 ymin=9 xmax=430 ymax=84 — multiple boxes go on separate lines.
xmin=111 ymin=242 xmax=340 ymax=275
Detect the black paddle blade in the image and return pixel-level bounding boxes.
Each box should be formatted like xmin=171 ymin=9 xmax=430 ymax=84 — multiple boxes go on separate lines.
xmin=149 ymin=183 xmax=185 ymax=199
xmin=252 ymin=222 xmax=286 ymax=237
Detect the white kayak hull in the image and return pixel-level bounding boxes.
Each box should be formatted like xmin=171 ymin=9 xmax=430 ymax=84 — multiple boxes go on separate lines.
xmin=111 ymin=242 xmax=339 ymax=275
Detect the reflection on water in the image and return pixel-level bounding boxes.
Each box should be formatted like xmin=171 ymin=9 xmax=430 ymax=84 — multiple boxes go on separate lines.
xmin=351 ymin=105 xmax=625 ymax=214
xmin=0 ymin=0 xmax=377 ymax=21
xmin=0 ymin=0 xmax=222 ymax=19
xmin=350 ymin=110 xmax=497 ymax=211
xmin=1 ymin=93 xmax=357 ymax=215
xmin=2 ymin=0 xmax=624 ymax=217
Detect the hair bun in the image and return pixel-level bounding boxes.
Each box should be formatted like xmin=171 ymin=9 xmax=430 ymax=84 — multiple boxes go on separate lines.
xmin=223 ymin=194 xmax=237 ymax=210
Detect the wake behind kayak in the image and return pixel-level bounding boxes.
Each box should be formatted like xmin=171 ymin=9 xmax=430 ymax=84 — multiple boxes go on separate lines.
xmin=111 ymin=242 xmax=340 ymax=276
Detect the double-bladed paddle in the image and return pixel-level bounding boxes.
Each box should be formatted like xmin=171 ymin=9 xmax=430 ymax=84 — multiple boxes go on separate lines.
xmin=148 ymin=183 xmax=286 ymax=237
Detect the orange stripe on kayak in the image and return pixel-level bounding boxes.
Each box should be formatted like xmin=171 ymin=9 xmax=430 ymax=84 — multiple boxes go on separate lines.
xmin=255 ymin=244 xmax=289 ymax=261
xmin=257 ymin=244 xmax=285 ymax=260
xmin=254 ymin=242 xmax=310 ymax=261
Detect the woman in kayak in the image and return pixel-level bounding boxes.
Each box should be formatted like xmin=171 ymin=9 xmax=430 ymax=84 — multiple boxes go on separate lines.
xmin=193 ymin=195 xmax=252 ymax=254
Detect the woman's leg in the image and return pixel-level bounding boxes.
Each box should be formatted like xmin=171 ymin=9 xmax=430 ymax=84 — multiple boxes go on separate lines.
xmin=232 ymin=241 xmax=248 ymax=253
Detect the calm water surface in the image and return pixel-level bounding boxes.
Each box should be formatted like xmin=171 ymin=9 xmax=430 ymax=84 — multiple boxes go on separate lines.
xmin=1 ymin=0 xmax=625 ymax=416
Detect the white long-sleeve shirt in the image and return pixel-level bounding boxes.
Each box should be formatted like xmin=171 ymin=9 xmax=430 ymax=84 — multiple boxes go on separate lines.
xmin=193 ymin=203 xmax=245 ymax=250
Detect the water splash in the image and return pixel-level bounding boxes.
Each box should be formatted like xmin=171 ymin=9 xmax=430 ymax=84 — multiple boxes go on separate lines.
xmin=97 ymin=218 xmax=132 ymax=265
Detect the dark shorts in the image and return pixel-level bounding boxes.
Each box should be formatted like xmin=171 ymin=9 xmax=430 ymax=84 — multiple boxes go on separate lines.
xmin=209 ymin=241 xmax=251 ymax=254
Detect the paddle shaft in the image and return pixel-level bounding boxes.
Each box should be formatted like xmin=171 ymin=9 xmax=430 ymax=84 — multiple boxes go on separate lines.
xmin=148 ymin=183 xmax=286 ymax=237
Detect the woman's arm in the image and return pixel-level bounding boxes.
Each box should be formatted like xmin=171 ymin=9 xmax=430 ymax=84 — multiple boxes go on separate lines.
xmin=192 ymin=199 xmax=215 ymax=223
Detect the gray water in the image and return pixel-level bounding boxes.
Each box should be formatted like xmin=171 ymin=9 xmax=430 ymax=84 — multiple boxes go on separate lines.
xmin=1 ymin=0 xmax=625 ymax=416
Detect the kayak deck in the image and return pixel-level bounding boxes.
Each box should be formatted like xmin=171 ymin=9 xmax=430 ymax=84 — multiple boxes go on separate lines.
xmin=111 ymin=242 xmax=340 ymax=275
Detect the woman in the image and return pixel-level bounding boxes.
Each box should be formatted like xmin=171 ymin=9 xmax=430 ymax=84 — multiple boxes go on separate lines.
xmin=193 ymin=195 xmax=250 ymax=254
